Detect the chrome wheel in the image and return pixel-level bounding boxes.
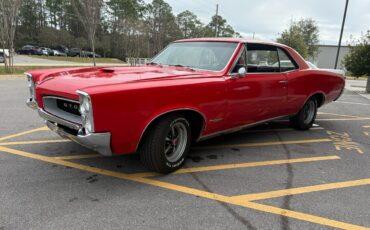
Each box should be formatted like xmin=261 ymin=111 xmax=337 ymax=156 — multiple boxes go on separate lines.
xmin=303 ymin=100 xmax=315 ymax=124
xmin=164 ymin=120 xmax=188 ymax=163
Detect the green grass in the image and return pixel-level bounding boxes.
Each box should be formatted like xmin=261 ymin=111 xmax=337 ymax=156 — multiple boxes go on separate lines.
xmin=34 ymin=56 xmax=124 ymax=63
xmin=0 ymin=66 xmax=72 ymax=75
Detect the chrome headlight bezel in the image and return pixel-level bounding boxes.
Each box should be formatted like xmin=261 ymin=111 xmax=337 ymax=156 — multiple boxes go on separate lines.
xmin=77 ymin=90 xmax=95 ymax=133
xmin=26 ymin=73 xmax=36 ymax=101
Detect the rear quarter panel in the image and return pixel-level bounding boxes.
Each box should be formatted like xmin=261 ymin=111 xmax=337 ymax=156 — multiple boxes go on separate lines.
xmin=286 ymin=69 xmax=345 ymax=114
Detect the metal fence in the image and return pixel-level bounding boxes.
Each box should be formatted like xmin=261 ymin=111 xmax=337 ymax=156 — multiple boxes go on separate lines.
xmin=127 ymin=58 xmax=151 ymax=66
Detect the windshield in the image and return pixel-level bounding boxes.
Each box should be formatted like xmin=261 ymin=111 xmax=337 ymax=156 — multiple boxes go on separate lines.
xmin=151 ymin=42 xmax=238 ymax=71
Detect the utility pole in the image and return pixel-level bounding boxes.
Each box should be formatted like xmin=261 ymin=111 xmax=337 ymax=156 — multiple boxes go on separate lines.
xmin=335 ymin=0 xmax=349 ymax=69
xmin=215 ymin=4 xmax=219 ymax=37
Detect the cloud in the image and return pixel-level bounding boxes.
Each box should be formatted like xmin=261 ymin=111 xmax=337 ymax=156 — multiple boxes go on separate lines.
xmin=156 ymin=0 xmax=370 ymax=45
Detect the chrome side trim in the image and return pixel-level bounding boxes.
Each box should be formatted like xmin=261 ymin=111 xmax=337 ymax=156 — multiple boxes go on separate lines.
xmin=46 ymin=121 xmax=112 ymax=156
xmin=197 ymin=115 xmax=289 ymax=141
xmin=135 ymin=108 xmax=208 ymax=151
xmin=38 ymin=108 xmax=81 ymax=130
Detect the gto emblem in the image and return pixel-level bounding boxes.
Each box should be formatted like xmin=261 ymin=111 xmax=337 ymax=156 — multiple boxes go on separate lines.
xmin=63 ymin=102 xmax=79 ymax=110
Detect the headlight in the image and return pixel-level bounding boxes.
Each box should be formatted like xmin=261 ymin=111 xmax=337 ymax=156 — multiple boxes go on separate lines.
xmin=77 ymin=90 xmax=95 ymax=133
xmin=26 ymin=73 xmax=36 ymax=100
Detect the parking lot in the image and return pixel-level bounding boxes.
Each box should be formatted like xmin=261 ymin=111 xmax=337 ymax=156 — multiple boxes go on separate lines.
xmin=1 ymin=78 xmax=370 ymax=230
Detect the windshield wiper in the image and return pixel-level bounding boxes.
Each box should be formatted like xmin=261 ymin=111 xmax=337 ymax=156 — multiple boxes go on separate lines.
xmin=168 ymin=64 xmax=194 ymax=71
xmin=147 ymin=62 xmax=160 ymax=66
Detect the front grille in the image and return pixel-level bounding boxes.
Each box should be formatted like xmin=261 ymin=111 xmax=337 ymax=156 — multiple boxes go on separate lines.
xmin=43 ymin=96 xmax=82 ymax=125
xmin=56 ymin=99 xmax=81 ymax=116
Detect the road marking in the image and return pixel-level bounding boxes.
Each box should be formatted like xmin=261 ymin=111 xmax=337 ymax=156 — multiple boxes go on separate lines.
xmin=232 ymin=201 xmax=370 ymax=230
xmin=53 ymin=154 xmax=102 ymax=160
xmin=131 ymin=156 xmax=340 ymax=177
xmin=0 ymin=139 xmax=70 ymax=146
xmin=242 ymin=127 xmax=323 ymax=133
xmin=231 ymin=178 xmax=370 ymax=201
xmin=316 ymin=117 xmax=370 ymax=121
xmin=0 ymin=126 xmax=48 ymax=142
xmin=317 ymin=112 xmax=363 ymax=118
xmin=336 ymin=101 xmax=370 ymax=106
xmin=327 ymin=131 xmax=364 ymax=154
xmin=0 ymin=146 xmax=368 ymax=230
xmin=194 ymin=138 xmax=332 ymax=150
xmin=363 ymin=126 xmax=370 ymax=128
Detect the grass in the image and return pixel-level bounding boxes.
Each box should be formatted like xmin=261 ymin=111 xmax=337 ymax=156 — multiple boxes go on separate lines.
xmin=0 ymin=66 xmax=72 ymax=75
xmin=34 ymin=56 xmax=124 ymax=63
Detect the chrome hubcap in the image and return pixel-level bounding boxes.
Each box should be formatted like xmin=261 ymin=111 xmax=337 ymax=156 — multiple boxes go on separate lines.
xmin=164 ymin=121 xmax=188 ymax=163
xmin=303 ymin=101 xmax=315 ymax=124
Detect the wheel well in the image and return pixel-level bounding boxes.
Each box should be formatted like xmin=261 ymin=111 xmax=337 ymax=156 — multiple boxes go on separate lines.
xmin=138 ymin=110 xmax=206 ymax=149
xmin=311 ymin=93 xmax=325 ymax=107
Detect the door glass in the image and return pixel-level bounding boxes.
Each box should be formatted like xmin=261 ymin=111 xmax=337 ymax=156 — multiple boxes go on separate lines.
xmin=246 ymin=45 xmax=279 ymax=73
xmin=277 ymin=48 xmax=297 ymax=72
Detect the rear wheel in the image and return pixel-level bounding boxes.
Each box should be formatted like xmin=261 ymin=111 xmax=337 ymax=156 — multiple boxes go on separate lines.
xmin=139 ymin=115 xmax=191 ymax=173
xmin=290 ymin=98 xmax=317 ymax=130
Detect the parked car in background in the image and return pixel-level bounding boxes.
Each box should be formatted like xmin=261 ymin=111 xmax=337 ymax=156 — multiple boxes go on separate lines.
xmin=40 ymin=47 xmax=52 ymax=56
xmin=48 ymin=49 xmax=67 ymax=56
xmin=306 ymin=61 xmax=346 ymax=77
xmin=25 ymin=38 xmax=345 ymax=173
xmin=0 ymin=52 xmax=5 ymax=63
xmin=18 ymin=45 xmax=43 ymax=55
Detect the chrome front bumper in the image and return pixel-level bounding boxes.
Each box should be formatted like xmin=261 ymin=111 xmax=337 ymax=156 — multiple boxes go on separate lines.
xmin=27 ymin=98 xmax=113 ymax=156
xmin=46 ymin=121 xmax=112 ymax=156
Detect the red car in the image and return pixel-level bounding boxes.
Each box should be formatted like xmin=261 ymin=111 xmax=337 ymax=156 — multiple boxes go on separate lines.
xmin=26 ymin=38 xmax=345 ymax=173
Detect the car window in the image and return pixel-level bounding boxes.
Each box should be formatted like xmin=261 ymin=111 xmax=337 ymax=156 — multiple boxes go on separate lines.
xmin=277 ymin=48 xmax=297 ymax=72
xmin=151 ymin=42 xmax=238 ymax=71
xmin=246 ymin=44 xmax=279 ymax=73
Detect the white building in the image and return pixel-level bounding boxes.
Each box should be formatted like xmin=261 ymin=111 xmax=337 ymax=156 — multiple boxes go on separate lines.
xmin=313 ymin=45 xmax=350 ymax=69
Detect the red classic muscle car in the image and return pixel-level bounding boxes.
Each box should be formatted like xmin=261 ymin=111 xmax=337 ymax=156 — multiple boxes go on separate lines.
xmin=26 ymin=38 xmax=345 ymax=173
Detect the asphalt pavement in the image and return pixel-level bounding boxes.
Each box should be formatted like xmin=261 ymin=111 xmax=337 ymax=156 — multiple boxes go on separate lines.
xmin=0 ymin=78 xmax=369 ymax=230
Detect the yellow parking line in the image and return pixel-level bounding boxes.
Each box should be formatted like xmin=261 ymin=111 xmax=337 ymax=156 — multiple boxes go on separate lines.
xmin=194 ymin=138 xmax=332 ymax=150
xmin=0 ymin=146 xmax=368 ymax=230
xmin=336 ymin=101 xmax=370 ymax=106
xmin=363 ymin=126 xmax=370 ymax=128
xmin=0 ymin=139 xmax=70 ymax=146
xmin=53 ymin=154 xmax=102 ymax=160
xmin=242 ymin=127 xmax=323 ymax=133
xmin=317 ymin=112 xmax=363 ymax=118
xmin=131 ymin=155 xmax=340 ymax=178
xmin=316 ymin=118 xmax=370 ymax=121
xmin=0 ymin=126 xmax=48 ymax=142
xmin=231 ymin=178 xmax=370 ymax=201
xmin=232 ymin=201 xmax=370 ymax=230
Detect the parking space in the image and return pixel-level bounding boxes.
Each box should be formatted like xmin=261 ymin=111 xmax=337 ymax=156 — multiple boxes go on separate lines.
xmin=1 ymin=79 xmax=370 ymax=229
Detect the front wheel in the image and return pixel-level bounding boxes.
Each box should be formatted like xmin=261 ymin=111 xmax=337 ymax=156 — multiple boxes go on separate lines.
xmin=289 ymin=98 xmax=317 ymax=130
xmin=139 ymin=115 xmax=191 ymax=173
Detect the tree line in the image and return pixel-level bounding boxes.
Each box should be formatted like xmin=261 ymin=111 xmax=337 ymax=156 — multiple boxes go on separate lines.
xmin=9 ymin=0 xmax=240 ymax=61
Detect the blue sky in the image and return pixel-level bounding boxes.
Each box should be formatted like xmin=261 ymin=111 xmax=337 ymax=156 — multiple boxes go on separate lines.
xmin=148 ymin=0 xmax=370 ymax=45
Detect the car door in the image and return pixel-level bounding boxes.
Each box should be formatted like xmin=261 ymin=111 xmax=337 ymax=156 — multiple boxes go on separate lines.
xmin=226 ymin=43 xmax=288 ymax=128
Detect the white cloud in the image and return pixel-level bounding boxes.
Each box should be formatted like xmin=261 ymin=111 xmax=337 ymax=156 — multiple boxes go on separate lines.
xmin=157 ymin=0 xmax=370 ymax=45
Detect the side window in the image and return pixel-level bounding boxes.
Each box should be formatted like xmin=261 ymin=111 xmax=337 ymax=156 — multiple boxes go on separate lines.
xmin=246 ymin=44 xmax=279 ymax=73
xmin=277 ymin=48 xmax=297 ymax=72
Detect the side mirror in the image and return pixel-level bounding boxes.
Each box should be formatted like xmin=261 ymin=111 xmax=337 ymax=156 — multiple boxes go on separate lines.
xmin=238 ymin=67 xmax=247 ymax=77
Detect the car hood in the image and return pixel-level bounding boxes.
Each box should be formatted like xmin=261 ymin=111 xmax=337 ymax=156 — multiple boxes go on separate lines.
xmin=35 ymin=66 xmax=206 ymax=99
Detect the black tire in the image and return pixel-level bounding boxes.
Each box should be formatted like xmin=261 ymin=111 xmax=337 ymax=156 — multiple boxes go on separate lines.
xmin=289 ymin=98 xmax=318 ymax=130
xmin=139 ymin=114 xmax=192 ymax=173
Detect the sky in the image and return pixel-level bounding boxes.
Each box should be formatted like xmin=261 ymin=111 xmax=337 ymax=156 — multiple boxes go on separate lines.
xmin=152 ymin=0 xmax=370 ymax=45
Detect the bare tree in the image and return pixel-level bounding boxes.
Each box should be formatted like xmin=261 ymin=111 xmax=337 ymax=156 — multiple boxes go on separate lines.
xmin=72 ymin=0 xmax=103 ymax=67
xmin=0 ymin=0 xmax=22 ymax=73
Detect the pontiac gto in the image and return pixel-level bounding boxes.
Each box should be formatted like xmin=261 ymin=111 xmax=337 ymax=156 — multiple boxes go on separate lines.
xmin=26 ymin=38 xmax=345 ymax=173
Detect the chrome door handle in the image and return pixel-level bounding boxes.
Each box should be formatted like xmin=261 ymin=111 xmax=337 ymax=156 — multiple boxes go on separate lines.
xmin=279 ymin=80 xmax=288 ymax=84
